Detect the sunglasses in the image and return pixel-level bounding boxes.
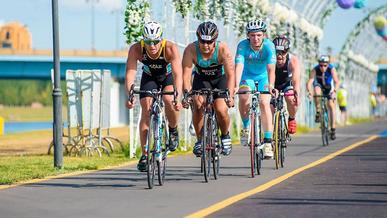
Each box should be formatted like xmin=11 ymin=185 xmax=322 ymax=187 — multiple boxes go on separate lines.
xmin=276 ymin=50 xmax=287 ymax=56
xmin=199 ymin=39 xmax=215 ymax=45
xmin=319 ymin=64 xmax=328 ymax=67
xmin=144 ymin=39 xmax=161 ymax=46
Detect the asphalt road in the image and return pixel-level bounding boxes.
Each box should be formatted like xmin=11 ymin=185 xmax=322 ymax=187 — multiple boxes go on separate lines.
xmin=0 ymin=120 xmax=386 ymax=218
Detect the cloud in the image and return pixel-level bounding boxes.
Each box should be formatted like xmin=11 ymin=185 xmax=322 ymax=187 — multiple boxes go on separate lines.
xmin=61 ymin=0 xmax=123 ymax=11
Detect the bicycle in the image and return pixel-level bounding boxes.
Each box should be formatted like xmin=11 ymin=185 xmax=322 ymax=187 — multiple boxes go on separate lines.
xmin=128 ymin=85 xmax=176 ymax=189
xmin=272 ymin=90 xmax=294 ymax=169
xmin=185 ymin=88 xmax=229 ymax=183
xmin=314 ymin=95 xmax=330 ymax=146
xmin=237 ymin=83 xmax=270 ymax=178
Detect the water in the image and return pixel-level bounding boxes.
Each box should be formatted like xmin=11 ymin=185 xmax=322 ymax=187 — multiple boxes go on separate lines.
xmin=4 ymin=122 xmax=53 ymax=134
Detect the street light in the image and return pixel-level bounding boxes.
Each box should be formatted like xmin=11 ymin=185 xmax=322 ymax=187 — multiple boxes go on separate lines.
xmin=86 ymin=0 xmax=99 ymax=51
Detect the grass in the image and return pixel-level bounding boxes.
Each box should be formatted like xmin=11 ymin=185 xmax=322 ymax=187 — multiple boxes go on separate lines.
xmin=0 ymin=106 xmax=67 ymax=122
xmin=0 ymin=152 xmax=134 ymax=185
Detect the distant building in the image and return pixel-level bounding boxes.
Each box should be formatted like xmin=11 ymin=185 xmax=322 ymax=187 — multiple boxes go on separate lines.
xmin=0 ymin=21 xmax=32 ymax=50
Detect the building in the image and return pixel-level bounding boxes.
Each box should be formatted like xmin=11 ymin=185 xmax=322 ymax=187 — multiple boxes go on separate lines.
xmin=0 ymin=21 xmax=32 ymax=51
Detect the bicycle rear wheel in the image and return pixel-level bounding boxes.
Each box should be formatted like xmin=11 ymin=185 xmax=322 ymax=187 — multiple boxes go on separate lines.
xmin=212 ymin=122 xmax=220 ymax=180
xmin=158 ymin=121 xmax=168 ymax=186
xmin=147 ymin=117 xmax=156 ymax=189
xmin=249 ymin=113 xmax=256 ymax=178
xmin=273 ymin=111 xmax=280 ymax=170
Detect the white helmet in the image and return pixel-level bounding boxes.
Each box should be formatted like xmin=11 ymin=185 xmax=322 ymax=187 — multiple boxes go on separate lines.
xmin=246 ymin=19 xmax=267 ymax=33
xmin=143 ymin=21 xmax=163 ymax=40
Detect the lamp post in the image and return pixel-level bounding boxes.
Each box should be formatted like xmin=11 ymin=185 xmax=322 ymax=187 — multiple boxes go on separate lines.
xmin=86 ymin=0 xmax=99 ymax=51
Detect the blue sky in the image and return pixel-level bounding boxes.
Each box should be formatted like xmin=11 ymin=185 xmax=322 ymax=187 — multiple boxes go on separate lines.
xmin=0 ymin=0 xmax=385 ymax=55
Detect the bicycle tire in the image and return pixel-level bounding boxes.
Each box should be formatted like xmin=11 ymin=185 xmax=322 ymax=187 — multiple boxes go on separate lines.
xmin=147 ymin=116 xmax=156 ymax=189
xmin=273 ymin=112 xmax=280 ymax=170
xmin=255 ymin=115 xmax=262 ymax=175
xmin=250 ymin=112 xmax=256 ymax=178
xmin=202 ymin=114 xmax=211 ymax=183
xmin=212 ymin=121 xmax=220 ymax=180
xmin=321 ymin=104 xmax=329 ymax=146
xmin=280 ymin=113 xmax=287 ymax=168
xmin=158 ymin=120 xmax=168 ymax=186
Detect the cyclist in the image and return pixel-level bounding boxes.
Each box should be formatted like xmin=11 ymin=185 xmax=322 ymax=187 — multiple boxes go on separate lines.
xmin=306 ymin=55 xmax=340 ymax=140
xmin=182 ymin=21 xmax=235 ymax=157
xmin=272 ymin=35 xmax=301 ymax=134
xmin=235 ymin=19 xmax=276 ymax=159
xmin=125 ymin=21 xmax=183 ymax=172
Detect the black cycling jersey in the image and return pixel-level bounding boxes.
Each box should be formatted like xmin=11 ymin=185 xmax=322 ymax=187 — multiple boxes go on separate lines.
xmin=194 ymin=41 xmax=224 ymax=79
xmin=140 ymin=39 xmax=172 ymax=82
xmin=275 ymin=54 xmax=292 ymax=90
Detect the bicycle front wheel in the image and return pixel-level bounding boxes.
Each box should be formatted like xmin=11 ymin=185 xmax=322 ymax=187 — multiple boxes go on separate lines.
xmin=147 ymin=116 xmax=156 ymax=189
xmin=249 ymin=113 xmax=256 ymax=178
xmin=202 ymin=114 xmax=211 ymax=182
xmin=321 ymin=107 xmax=329 ymax=146
xmin=158 ymin=120 xmax=168 ymax=186
xmin=273 ymin=112 xmax=280 ymax=170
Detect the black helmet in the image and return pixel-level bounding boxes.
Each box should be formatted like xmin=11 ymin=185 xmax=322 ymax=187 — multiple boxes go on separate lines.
xmin=273 ymin=35 xmax=290 ymax=51
xmin=196 ymin=21 xmax=218 ymax=42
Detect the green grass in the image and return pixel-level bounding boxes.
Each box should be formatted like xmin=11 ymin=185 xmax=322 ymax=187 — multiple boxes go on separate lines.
xmin=348 ymin=116 xmax=373 ymax=125
xmin=0 ymin=152 xmax=132 ymax=185
xmin=0 ymin=106 xmax=67 ymax=122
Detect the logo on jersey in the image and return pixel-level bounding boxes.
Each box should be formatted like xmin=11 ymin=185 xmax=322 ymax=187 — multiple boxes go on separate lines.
xmin=149 ymin=64 xmax=163 ymax=69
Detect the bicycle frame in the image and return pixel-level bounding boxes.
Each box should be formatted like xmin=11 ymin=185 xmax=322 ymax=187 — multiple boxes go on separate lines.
xmin=314 ymin=95 xmax=330 ymax=146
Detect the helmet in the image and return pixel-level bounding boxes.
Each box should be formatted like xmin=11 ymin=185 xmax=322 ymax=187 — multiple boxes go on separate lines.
xmin=246 ymin=20 xmax=267 ymax=33
xmin=196 ymin=21 xmax=218 ymax=41
xmin=318 ymin=55 xmax=330 ymax=63
xmin=143 ymin=21 xmax=163 ymax=40
xmin=273 ymin=35 xmax=291 ymax=51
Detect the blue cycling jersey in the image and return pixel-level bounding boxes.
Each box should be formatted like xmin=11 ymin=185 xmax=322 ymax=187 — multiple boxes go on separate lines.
xmin=313 ymin=64 xmax=334 ymax=88
xmin=235 ymin=38 xmax=276 ymax=80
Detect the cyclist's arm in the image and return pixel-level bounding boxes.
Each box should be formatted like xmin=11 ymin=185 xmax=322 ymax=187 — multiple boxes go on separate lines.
xmin=125 ymin=43 xmax=141 ymax=93
xmin=182 ymin=43 xmax=195 ymax=92
xmin=290 ymin=55 xmax=301 ymax=95
xmin=235 ymin=43 xmax=245 ymax=90
xmin=331 ymin=68 xmax=340 ymax=93
xmin=306 ymin=69 xmax=316 ymax=95
xmin=219 ymin=42 xmax=235 ymax=97
xmin=165 ymin=41 xmax=183 ymax=99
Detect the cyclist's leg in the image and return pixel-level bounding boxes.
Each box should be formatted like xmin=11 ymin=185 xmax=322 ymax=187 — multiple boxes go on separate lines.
xmin=213 ymin=76 xmax=232 ymax=155
xmin=283 ymin=84 xmax=298 ymax=134
xmin=191 ymin=76 xmax=207 ymax=156
xmin=327 ymin=91 xmax=337 ymax=140
xmin=238 ymin=79 xmax=254 ymax=146
xmin=162 ymin=74 xmax=180 ymax=151
xmin=138 ymin=74 xmax=156 ymax=171
xmin=257 ymin=76 xmax=273 ymax=158
xmin=313 ymin=83 xmax=322 ymax=122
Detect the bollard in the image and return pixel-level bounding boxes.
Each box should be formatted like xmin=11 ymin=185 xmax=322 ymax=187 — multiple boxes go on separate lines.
xmin=0 ymin=116 xmax=4 ymax=136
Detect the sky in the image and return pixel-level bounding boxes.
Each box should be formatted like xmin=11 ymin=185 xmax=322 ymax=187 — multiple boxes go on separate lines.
xmin=0 ymin=0 xmax=385 ymax=56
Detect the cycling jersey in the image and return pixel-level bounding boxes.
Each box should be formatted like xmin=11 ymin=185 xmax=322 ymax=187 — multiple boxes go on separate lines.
xmin=275 ymin=53 xmax=293 ymax=91
xmin=235 ymin=38 xmax=276 ymax=91
xmin=192 ymin=41 xmax=227 ymax=99
xmin=193 ymin=41 xmax=224 ymax=78
xmin=139 ymin=39 xmax=173 ymax=99
xmin=313 ymin=64 xmax=334 ymax=90
xmin=140 ymin=39 xmax=172 ymax=81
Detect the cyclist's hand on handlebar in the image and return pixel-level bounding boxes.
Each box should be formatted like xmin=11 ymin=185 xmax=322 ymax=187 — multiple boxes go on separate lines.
xmin=182 ymin=97 xmax=191 ymax=109
xmin=270 ymin=88 xmax=279 ymax=98
xmin=173 ymin=100 xmax=182 ymax=111
xmin=126 ymin=97 xmax=135 ymax=109
xmin=226 ymin=96 xmax=235 ymax=108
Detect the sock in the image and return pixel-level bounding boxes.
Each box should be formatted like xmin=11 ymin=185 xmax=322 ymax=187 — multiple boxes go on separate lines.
xmin=169 ymin=126 xmax=177 ymax=133
xmin=264 ymin=131 xmax=272 ymax=140
xmin=288 ymin=117 xmax=295 ymax=121
xmin=221 ymin=132 xmax=230 ymax=138
xmin=263 ymin=138 xmax=272 ymax=143
xmin=242 ymin=117 xmax=250 ymax=129
xmin=331 ymin=128 xmax=336 ymax=132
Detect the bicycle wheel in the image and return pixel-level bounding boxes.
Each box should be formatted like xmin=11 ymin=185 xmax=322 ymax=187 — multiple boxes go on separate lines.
xmin=158 ymin=120 xmax=168 ymax=186
xmin=212 ymin=122 xmax=220 ymax=180
xmin=273 ymin=111 xmax=280 ymax=170
xmin=202 ymin=114 xmax=211 ymax=182
xmin=147 ymin=116 xmax=156 ymax=189
xmin=280 ymin=113 xmax=287 ymax=168
xmin=104 ymin=136 xmax=125 ymax=152
xmin=321 ymin=105 xmax=329 ymax=146
xmin=249 ymin=113 xmax=256 ymax=178
xmin=255 ymin=116 xmax=262 ymax=175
